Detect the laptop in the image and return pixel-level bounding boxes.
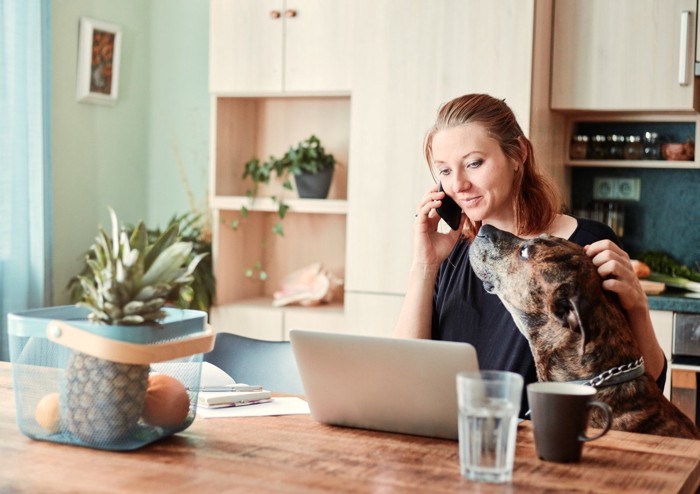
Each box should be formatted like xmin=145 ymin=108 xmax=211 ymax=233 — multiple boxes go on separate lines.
xmin=289 ymin=329 xmax=478 ymax=440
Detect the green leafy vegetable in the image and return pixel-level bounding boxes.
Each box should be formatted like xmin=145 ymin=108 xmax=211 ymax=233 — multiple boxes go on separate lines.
xmin=636 ymin=251 xmax=700 ymax=283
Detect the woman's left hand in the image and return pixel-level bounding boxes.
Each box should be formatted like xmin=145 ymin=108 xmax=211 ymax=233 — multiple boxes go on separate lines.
xmin=584 ymin=239 xmax=666 ymax=384
xmin=583 ymin=239 xmax=648 ymax=313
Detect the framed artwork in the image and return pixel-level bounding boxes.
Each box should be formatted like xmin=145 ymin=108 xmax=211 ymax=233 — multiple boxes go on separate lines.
xmin=76 ymin=17 xmax=122 ymax=106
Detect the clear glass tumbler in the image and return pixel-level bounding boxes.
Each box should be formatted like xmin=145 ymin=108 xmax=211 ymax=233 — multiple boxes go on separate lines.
xmin=456 ymin=370 xmax=523 ymax=483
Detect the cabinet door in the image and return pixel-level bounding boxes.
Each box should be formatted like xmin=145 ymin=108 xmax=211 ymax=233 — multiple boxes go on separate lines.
xmin=551 ymin=0 xmax=698 ymax=111
xmin=650 ymin=310 xmax=673 ymax=399
xmin=285 ymin=0 xmax=352 ymax=93
xmin=346 ymin=0 xmax=536 ymax=296
xmin=209 ymin=0 xmax=284 ymax=93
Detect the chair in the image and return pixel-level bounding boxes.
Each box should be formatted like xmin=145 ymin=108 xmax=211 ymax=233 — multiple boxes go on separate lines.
xmin=203 ymin=332 xmax=305 ymax=395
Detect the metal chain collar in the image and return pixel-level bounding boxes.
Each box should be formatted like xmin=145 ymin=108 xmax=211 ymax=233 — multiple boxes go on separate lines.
xmin=581 ymin=357 xmax=645 ymax=388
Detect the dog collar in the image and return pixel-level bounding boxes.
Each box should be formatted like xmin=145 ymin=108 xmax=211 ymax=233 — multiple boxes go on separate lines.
xmin=569 ymin=357 xmax=646 ymax=388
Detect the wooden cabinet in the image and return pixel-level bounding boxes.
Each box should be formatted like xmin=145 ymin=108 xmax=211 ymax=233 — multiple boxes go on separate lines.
xmin=650 ymin=309 xmax=674 ymax=399
xmin=208 ymin=0 xmax=352 ymax=338
xmin=209 ymin=0 xmax=352 ymax=94
xmin=344 ymin=0 xmax=560 ymax=333
xmin=551 ymin=0 xmax=699 ymax=112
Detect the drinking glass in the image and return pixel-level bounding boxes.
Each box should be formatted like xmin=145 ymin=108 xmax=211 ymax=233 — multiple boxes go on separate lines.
xmin=456 ymin=370 xmax=523 ymax=483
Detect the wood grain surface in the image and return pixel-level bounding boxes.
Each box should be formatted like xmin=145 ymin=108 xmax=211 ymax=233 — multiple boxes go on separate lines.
xmin=1 ymin=361 xmax=699 ymax=493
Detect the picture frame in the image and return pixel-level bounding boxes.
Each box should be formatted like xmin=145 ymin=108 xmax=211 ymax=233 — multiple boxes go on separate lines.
xmin=76 ymin=17 xmax=122 ymax=106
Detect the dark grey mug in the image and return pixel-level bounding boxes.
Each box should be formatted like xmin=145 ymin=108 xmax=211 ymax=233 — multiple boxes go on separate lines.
xmin=527 ymin=382 xmax=613 ymax=463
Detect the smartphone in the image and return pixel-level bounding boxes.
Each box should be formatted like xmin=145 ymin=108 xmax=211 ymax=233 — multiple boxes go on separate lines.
xmin=436 ymin=182 xmax=462 ymax=230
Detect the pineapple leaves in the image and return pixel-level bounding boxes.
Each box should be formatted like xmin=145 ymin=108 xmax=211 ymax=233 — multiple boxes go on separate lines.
xmin=72 ymin=208 xmax=211 ymax=325
xmin=144 ymin=223 xmax=179 ymax=272
xmin=142 ymin=242 xmax=193 ymax=287
xmin=130 ymin=221 xmax=148 ymax=257
xmin=109 ymin=207 xmax=120 ymax=258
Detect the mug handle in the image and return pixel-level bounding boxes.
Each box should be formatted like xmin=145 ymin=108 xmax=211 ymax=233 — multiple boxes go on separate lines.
xmin=579 ymin=400 xmax=613 ymax=442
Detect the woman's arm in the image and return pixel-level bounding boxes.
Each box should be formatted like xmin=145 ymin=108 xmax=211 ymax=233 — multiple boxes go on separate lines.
xmin=394 ymin=186 xmax=463 ymax=339
xmin=394 ymin=263 xmax=440 ymax=339
xmin=584 ymin=240 xmax=666 ymax=381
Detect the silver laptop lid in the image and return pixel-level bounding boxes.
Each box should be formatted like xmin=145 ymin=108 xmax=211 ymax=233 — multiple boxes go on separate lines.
xmin=290 ymin=329 xmax=478 ymax=440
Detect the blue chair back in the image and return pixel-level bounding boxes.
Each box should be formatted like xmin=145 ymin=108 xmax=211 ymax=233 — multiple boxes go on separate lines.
xmin=203 ymin=332 xmax=304 ymax=394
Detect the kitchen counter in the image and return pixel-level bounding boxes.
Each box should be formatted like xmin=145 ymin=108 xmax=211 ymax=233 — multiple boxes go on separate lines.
xmin=648 ymin=292 xmax=700 ymax=314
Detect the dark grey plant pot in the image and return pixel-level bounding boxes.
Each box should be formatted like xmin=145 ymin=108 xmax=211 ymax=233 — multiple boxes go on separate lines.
xmin=294 ymin=167 xmax=334 ymax=199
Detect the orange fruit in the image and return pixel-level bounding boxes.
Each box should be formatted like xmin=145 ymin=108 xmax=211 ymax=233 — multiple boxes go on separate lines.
xmin=35 ymin=392 xmax=61 ymax=434
xmin=143 ymin=374 xmax=190 ymax=428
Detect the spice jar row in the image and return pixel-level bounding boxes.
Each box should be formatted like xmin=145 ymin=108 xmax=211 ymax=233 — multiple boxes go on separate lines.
xmin=570 ymin=132 xmax=663 ymax=161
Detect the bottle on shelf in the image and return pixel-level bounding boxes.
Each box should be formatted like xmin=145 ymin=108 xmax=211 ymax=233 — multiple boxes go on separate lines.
xmin=570 ymin=134 xmax=589 ymax=160
xmin=589 ymin=135 xmax=607 ymax=159
xmin=642 ymin=132 xmax=661 ymax=160
xmin=606 ymin=134 xmax=625 ymax=160
xmin=623 ymin=135 xmax=643 ymax=160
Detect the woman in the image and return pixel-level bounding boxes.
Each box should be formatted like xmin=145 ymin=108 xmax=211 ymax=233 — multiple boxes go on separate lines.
xmin=394 ymin=94 xmax=666 ymax=403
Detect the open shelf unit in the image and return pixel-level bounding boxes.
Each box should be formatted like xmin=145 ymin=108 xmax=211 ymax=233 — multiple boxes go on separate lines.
xmin=563 ymin=113 xmax=699 ymax=169
xmin=209 ymin=95 xmax=351 ymax=339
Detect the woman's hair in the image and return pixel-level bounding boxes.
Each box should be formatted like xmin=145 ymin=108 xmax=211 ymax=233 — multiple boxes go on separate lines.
xmin=424 ymin=93 xmax=562 ymax=239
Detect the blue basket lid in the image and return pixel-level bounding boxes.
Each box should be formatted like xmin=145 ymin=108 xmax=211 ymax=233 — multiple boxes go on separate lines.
xmin=7 ymin=305 xmax=207 ymax=344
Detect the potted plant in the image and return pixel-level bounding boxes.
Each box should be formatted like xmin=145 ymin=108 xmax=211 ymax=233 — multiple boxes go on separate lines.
xmin=243 ymin=134 xmax=336 ymax=202
xmin=234 ymin=134 xmax=336 ymax=280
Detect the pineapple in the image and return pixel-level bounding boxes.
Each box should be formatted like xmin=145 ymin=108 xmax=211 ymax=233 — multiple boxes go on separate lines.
xmin=63 ymin=208 xmax=205 ymax=446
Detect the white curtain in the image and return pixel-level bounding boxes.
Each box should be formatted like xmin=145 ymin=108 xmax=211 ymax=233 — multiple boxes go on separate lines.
xmin=0 ymin=0 xmax=52 ymax=361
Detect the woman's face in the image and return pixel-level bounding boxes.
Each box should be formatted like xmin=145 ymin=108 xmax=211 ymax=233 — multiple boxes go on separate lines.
xmin=431 ymin=123 xmax=519 ymax=231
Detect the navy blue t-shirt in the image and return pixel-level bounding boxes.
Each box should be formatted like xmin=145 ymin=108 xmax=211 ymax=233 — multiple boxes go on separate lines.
xmin=431 ymin=218 xmax=666 ymax=416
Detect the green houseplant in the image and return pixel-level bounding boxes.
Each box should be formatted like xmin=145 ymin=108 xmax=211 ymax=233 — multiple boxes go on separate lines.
xmin=234 ymin=134 xmax=336 ymax=280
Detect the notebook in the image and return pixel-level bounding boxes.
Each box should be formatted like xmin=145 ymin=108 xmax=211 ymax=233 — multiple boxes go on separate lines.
xmin=195 ymin=362 xmax=272 ymax=408
xmin=197 ymin=389 xmax=272 ymax=408
xmin=289 ymin=329 xmax=479 ymax=440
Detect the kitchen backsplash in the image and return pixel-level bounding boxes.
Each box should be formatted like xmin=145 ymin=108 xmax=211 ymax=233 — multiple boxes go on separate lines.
xmin=570 ymin=167 xmax=700 ymax=269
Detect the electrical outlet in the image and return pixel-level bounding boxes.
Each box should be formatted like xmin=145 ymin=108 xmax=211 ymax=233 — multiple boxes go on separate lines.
xmin=593 ymin=177 xmax=616 ymax=200
xmin=616 ymin=177 xmax=641 ymax=201
xmin=593 ymin=177 xmax=641 ymax=201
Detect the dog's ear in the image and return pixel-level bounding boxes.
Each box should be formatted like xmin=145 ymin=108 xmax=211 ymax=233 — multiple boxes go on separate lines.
xmin=552 ymin=290 xmax=588 ymax=354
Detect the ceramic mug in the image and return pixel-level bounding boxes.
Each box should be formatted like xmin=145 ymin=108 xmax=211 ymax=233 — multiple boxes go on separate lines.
xmin=527 ymin=382 xmax=612 ymax=463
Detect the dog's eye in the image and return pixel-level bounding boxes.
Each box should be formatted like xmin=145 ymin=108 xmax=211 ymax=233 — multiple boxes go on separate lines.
xmin=519 ymin=245 xmax=529 ymax=260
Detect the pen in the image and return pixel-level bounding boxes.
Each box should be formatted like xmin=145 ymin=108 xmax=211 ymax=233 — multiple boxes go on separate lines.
xmin=191 ymin=384 xmax=264 ymax=392
xmin=204 ymin=398 xmax=273 ymax=409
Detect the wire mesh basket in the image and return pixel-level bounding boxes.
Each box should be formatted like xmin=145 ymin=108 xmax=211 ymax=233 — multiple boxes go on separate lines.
xmin=7 ymin=305 xmax=214 ymax=451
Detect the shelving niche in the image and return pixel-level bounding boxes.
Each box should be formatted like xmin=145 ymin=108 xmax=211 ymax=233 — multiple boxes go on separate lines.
xmin=209 ymin=95 xmax=350 ymax=340
xmin=564 ymin=114 xmax=700 ymax=170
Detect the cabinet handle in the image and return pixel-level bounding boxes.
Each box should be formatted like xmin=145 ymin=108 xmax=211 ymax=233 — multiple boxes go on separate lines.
xmin=678 ymin=10 xmax=691 ymax=86
xmin=269 ymin=10 xmax=281 ymax=19
xmin=285 ymin=9 xmax=297 ymax=18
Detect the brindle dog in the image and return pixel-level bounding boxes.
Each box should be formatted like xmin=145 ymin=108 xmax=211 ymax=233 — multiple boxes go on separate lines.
xmin=469 ymin=224 xmax=700 ymax=439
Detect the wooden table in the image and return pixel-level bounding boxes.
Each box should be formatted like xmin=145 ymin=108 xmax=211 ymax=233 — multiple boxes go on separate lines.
xmin=1 ymin=362 xmax=699 ymax=493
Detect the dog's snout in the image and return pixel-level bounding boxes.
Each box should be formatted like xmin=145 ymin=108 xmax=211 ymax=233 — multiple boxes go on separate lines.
xmin=476 ymin=224 xmax=497 ymax=239
xmin=477 ymin=224 xmax=515 ymax=243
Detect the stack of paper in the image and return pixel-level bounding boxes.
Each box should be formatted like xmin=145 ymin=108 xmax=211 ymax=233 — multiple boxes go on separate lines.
xmin=194 ymin=362 xmax=310 ymax=418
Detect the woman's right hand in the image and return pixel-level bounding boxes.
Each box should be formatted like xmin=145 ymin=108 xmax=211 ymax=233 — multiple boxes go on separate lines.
xmin=413 ymin=184 xmax=464 ymax=268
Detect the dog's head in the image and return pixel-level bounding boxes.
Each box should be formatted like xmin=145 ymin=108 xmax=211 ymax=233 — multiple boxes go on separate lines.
xmin=469 ymin=224 xmax=625 ymax=359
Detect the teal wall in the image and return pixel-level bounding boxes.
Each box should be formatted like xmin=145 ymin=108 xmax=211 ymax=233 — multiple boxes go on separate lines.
xmin=570 ymin=168 xmax=700 ymax=269
xmin=51 ymin=0 xmax=209 ymax=304
xmin=146 ymin=0 xmax=210 ymax=228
